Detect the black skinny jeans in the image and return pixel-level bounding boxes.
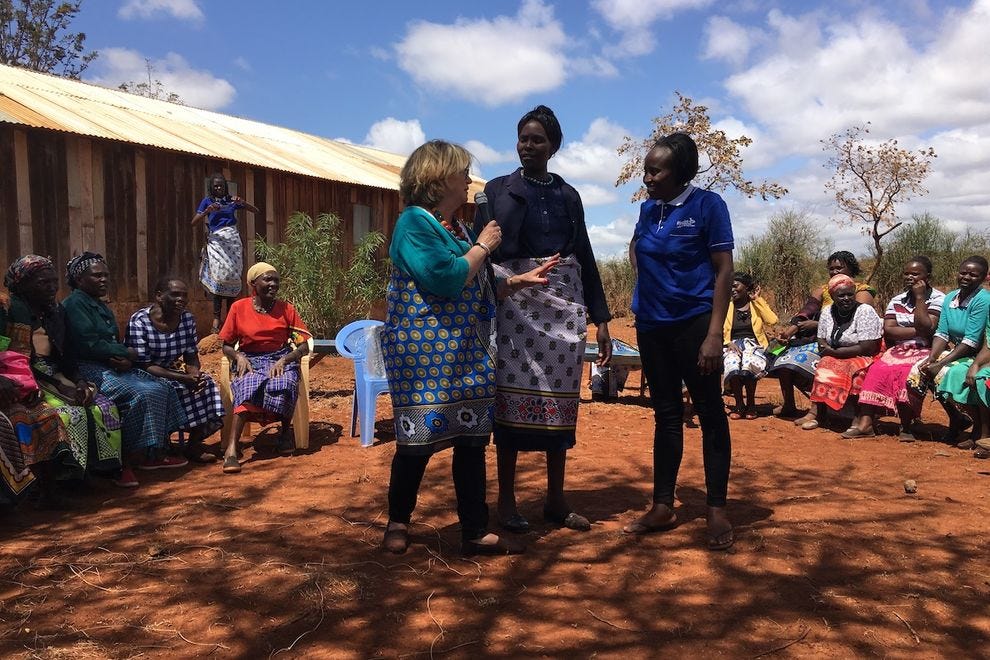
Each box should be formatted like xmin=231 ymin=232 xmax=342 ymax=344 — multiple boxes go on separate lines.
xmin=638 ymin=312 xmax=731 ymax=507
xmin=387 ymin=443 xmax=489 ymax=542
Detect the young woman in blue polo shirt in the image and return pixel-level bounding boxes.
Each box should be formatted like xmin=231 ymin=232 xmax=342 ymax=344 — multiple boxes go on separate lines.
xmin=623 ymin=132 xmax=734 ymax=551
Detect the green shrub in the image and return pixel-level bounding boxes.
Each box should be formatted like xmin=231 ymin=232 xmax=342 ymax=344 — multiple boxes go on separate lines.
xmin=598 ymin=253 xmax=636 ymax=318
xmin=255 ymin=211 xmax=387 ymax=338
xmin=737 ymin=211 xmax=831 ymax=315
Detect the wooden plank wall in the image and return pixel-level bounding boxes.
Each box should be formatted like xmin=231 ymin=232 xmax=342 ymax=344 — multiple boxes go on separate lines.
xmin=0 ymin=124 xmax=400 ymax=336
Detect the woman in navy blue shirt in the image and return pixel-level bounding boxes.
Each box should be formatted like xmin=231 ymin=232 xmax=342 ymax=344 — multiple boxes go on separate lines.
xmin=624 ymin=132 xmax=734 ymax=551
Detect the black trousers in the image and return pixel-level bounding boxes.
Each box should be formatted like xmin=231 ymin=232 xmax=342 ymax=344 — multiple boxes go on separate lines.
xmin=637 ymin=312 xmax=731 ymax=507
xmin=387 ymin=443 xmax=489 ymax=542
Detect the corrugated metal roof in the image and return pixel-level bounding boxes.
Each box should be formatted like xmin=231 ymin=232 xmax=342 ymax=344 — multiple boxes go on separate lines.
xmin=0 ymin=63 xmax=485 ymax=195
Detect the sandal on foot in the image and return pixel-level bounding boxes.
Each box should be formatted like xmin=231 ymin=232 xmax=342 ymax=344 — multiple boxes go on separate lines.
xmin=708 ymin=528 xmax=735 ymax=551
xmin=898 ymin=432 xmax=917 ymax=443
xmin=800 ymin=420 xmax=819 ymax=431
xmin=729 ymin=410 xmax=743 ymax=420
xmin=743 ymin=407 xmax=758 ymax=420
xmin=382 ymin=524 xmax=409 ymax=554
xmin=544 ymin=508 xmax=591 ymax=531
xmin=461 ymin=533 xmax=525 ymax=556
xmin=497 ymin=513 xmax=530 ymax=534
xmin=184 ymin=446 xmax=218 ymax=464
xmin=222 ymin=456 xmax=241 ymax=473
xmin=841 ymin=426 xmax=875 ymax=439
xmin=956 ymin=438 xmax=976 ymax=450
xmin=623 ymin=513 xmax=677 ymax=535
xmin=975 ymin=438 xmax=990 ymax=451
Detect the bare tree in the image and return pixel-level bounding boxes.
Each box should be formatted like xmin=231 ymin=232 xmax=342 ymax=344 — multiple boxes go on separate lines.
xmin=0 ymin=0 xmax=96 ymax=78
xmin=616 ymin=92 xmax=788 ymax=201
xmin=822 ymin=123 xmax=936 ymax=282
xmin=118 ymin=58 xmax=183 ymax=104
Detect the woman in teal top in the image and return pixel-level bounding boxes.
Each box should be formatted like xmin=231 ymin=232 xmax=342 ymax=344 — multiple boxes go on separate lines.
xmin=916 ymin=256 xmax=990 ymax=444
xmin=380 ymin=140 xmax=556 ymax=557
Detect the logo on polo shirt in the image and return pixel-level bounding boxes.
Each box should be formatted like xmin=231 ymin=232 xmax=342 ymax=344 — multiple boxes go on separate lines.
xmin=676 ymin=218 xmax=696 ymax=228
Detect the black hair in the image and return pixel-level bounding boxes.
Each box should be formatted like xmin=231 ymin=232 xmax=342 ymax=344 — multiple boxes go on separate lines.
xmin=907 ymin=255 xmax=933 ymax=275
xmin=517 ymin=105 xmax=562 ymax=154
xmin=651 ymin=132 xmax=699 ymax=187
xmin=827 ymin=250 xmax=861 ymax=278
xmin=153 ymin=275 xmax=186 ymax=295
xmin=733 ymin=271 xmax=755 ymax=290
xmin=209 ymin=173 xmax=229 ymax=197
xmin=962 ymin=255 xmax=989 ymax=275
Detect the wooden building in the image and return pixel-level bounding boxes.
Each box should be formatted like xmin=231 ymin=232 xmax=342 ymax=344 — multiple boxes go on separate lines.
xmin=0 ymin=64 xmax=482 ymax=333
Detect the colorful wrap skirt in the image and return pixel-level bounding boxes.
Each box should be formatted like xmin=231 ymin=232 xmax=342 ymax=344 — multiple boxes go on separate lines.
xmin=934 ymin=357 xmax=980 ymax=406
xmin=491 ymin=256 xmax=586 ymax=452
xmin=0 ymin=402 xmax=66 ymax=501
xmin=200 ymin=226 xmax=243 ymax=298
xmin=381 ymin=267 xmax=496 ymax=456
xmin=164 ymin=373 xmax=225 ymax=437
xmin=229 ymin=346 xmax=300 ymax=420
xmin=810 ymin=354 xmax=876 ymax=411
xmin=767 ymin=341 xmax=820 ymax=389
xmin=723 ymin=338 xmax=769 ymax=383
xmin=857 ymin=343 xmax=930 ymax=417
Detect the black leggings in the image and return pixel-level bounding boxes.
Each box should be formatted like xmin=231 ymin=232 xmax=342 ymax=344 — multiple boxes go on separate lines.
xmin=387 ymin=443 xmax=489 ymax=542
xmin=638 ymin=313 xmax=731 ymax=507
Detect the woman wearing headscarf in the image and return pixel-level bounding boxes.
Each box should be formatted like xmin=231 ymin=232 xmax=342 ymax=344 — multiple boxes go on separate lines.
xmin=192 ymin=173 xmax=259 ymax=334
xmin=623 ymin=132 xmax=735 ymax=551
xmin=476 ymin=105 xmax=611 ymax=533
xmin=62 ymin=252 xmax=187 ymax=482
xmin=768 ymin=251 xmax=876 ymax=419
xmin=845 ymin=257 xmax=944 ymax=440
xmin=0 ymin=255 xmax=123 ymax=485
xmin=798 ymin=274 xmax=883 ymax=432
xmin=381 ymin=139 xmax=557 ymax=556
xmin=217 ymin=262 xmax=311 ymax=473
xmin=126 ymin=276 xmax=225 ymax=464
xmin=722 ymin=272 xmax=778 ymax=419
xmin=912 ymin=256 xmax=990 ymax=444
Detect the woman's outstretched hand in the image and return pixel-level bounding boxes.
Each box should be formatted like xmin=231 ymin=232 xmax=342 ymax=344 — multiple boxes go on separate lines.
xmin=498 ymin=254 xmax=560 ymax=300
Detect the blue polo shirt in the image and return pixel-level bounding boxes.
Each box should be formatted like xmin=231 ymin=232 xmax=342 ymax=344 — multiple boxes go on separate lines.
xmin=632 ymin=185 xmax=734 ymax=327
xmin=196 ymin=196 xmax=240 ymax=232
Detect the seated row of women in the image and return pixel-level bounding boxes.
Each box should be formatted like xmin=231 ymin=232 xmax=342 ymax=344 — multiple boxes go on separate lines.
xmin=723 ymin=251 xmax=990 ymax=459
xmin=0 ymin=254 xmax=308 ymax=507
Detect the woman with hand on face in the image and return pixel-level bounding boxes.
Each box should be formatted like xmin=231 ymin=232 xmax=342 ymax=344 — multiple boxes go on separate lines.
xmin=0 ymin=256 xmax=123 ymax=488
xmin=846 ymin=257 xmax=943 ymax=440
xmin=192 ymin=173 xmax=259 ymax=334
xmin=913 ymin=256 xmax=990 ymax=445
xmin=381 ymin=140 xmax=557 ymax=556
xmin=477 ymin=105 xmax=611 ymax=534
xmin=722 ymin=272 xmax=778 ymax=419
xmin=768 ymin=251 xmax=876 ymax=420
xmin=62 ymin=253 xmax=187 ymax=483
xmin=800 ymin=275 xmax=882 ymax=433
xmin=623 ymin=132 xmax=735 ymax=551
xmin=218 ymin=263 xmax=311 ymax=473
xmin=126 ymin=277 xmax=225 ymax=464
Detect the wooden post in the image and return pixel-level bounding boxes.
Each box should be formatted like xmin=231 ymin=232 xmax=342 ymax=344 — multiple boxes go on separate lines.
xmin=13 ymin=129 xmax=32 ymax=253
xmin=265 ymin=171 xmax=276 ymax=243
xmin=91 ymin=143 xmax=107 ymax=257
xmin=244 ymin=168 xmax=255 ymax=269
xmin=66 ymin=136 xmax=95 ymax=255
xmin=134 ymin=151 xmax=148 ymax=301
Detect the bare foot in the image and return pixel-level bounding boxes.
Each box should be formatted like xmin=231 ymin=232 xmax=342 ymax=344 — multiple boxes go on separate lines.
xmin=623 ymin=503 xmax=677 ymax=534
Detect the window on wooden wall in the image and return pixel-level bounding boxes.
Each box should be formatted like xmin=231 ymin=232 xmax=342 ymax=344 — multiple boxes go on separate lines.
xmin=353 ymin=204 xmax=371 ymax=244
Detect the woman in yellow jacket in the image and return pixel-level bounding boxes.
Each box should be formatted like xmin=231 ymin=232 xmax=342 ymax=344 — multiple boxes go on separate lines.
xmin=722 ymin=272 xmax=778 ymax=419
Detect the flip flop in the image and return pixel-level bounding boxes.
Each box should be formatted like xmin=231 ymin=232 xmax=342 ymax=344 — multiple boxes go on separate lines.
xmin=708 ymin=529 xmax=735 ymax=551
xmin=623 ymin=514 xmax=677 ymax=535
xmin=841 ymin=426 xmax=875 ymax=439
xmin=801 ymin=420 xmax=819 ymax=430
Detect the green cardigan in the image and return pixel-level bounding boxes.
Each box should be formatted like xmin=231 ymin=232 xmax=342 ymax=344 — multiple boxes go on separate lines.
xmin=389 ymin=206 xmax=475 ymax=299
xmin=61 ymin=289 xmax=130 ymax=362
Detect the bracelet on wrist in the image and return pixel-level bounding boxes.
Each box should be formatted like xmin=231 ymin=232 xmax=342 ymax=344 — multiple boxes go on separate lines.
xmin=473 ymin=241 xmax=491 ymax=257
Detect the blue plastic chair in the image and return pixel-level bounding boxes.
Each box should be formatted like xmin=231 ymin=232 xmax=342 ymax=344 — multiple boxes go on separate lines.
xmin=334 ymin=319 xmax=389 ymax=447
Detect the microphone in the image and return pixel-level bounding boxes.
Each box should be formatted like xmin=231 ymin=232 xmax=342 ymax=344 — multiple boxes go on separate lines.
xmin=474 ymin=192 xmax=493 ymax=224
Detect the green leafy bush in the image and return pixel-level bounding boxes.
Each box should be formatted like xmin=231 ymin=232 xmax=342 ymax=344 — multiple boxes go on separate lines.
xmin=255 ymin=212 xmax=387 ymax=338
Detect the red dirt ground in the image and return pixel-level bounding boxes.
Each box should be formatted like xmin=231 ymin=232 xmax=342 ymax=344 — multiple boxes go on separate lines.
xmin=1 ymin=319 xmax=988 ymax=658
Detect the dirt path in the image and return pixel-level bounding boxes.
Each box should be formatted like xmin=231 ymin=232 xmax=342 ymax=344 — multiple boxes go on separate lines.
xmin=1 ymin=319 xmax=988 ymax=658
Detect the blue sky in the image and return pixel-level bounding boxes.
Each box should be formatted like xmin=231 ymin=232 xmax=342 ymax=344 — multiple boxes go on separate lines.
xmin=74 ymin=0 xmax=989 ymax=258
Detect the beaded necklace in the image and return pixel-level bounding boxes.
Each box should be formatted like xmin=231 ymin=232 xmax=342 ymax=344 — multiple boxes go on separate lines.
xmin=522 ymin=171 xmax=554 ymax=187
xmin=434 ymin=210 xmax=467 ymax=241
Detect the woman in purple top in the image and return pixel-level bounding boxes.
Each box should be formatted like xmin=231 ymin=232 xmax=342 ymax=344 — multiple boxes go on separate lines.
xmin=191 ymin=173 xmax=259 ymax=333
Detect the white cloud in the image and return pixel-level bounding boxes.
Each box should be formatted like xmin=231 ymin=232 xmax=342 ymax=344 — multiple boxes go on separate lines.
xmin=593 ymin=0 xmax=715 ymax=56
xmin=395 ymin=0 xmax=568 ymax=106
xmin=574 ymin=183 xmax=619 ymax=206
xmin=118 ymin=0 xmax=203 ymax=22
xmin=702 ymin=16 xmax=759 ymax=66
xmin=232 ymin=56 xmax=251 ymax=72
xmin=464 ymin=140 xmax=516 ymax=166
xmin=586 ymin=213 xmax=638 ymax=258
xmin=88 ymin=48 xmax=235 ymax=110
xmin=553 ymin=117 xmax=629 ymax=185
xmin=369 ymin=46 xmax=391 ymax=62
xmin=363 ymin=118 xmax=425 ymax=156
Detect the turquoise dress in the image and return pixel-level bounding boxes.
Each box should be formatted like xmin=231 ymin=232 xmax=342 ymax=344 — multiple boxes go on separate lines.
xmin=381 ymin=206 xmax=496 ymax=455
xmin=933 ymin=288 xmax=990 ymax=405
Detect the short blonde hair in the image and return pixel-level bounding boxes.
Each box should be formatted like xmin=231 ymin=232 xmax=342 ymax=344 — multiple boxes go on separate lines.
xmin=399 ymin=140 xmax=472 ymax=209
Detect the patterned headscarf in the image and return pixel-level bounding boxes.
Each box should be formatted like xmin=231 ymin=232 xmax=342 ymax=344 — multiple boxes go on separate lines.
xmin=827 ymin=273 xmax=855 ymax=295
xmin=66 ymin=251 xmax=106 ymax=289
xmin=4 ymin=255 xmax=55 ymax=293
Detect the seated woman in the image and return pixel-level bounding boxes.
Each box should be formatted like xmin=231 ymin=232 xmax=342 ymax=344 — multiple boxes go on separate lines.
xmin=846 ymin=257 xmax=944 ymax=440
xmin=126 ymin=277 xmax=225 ymax=464
xmin=798 ymin=274 xmax=882 ymax=431
xmin=1 ymin=256 xmax=124 ymax=486
xmin=1 ymin=361 xmax=69 ymax=507
xmin=768 ymin=251 xmax=875 ymax=419
xmin=62 ymin=253 xmax=187 ymax=481
xmin=217 ymin=262 xmax=311 ymax=473
xmin=914 ymin=256 xmax=990 ymax=444
xmin=722 ymin=272 xmax=778 ymax=419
